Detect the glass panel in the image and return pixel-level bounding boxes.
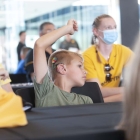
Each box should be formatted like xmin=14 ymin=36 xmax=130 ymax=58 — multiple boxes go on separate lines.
xmin=0 ymin=0 xmax=120 ymax=72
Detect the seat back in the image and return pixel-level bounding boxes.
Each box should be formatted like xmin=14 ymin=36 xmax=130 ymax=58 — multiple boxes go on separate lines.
xmin=9 ymin=74 xmax=28 ymax=84
xmin=15 ymin=87 xmax=35 ymax=107
xmin=71 ymin=82 xmax=104 ymax=103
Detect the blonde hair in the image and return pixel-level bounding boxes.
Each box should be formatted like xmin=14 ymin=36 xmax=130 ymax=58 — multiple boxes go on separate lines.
xmin=92 ymin=14 xmax=113 ymax=28
xmin=118 ymin=36 xmax=140 ymax=140
xmin=48 ymin=50 xmax=83 ymax=81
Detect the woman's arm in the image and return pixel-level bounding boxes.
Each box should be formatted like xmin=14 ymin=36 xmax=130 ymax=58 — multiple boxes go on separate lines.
xmin=104 ymin=94 xmax=123 ymax=102
xmin=86 ymin=78 xmax=124 ymax=102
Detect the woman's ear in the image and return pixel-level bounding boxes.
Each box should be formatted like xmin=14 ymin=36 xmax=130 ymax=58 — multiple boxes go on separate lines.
xmin=56 ymin=64 xmax=67 ymax=75
xmin=93 ymin=28 xmax=98 ymax=37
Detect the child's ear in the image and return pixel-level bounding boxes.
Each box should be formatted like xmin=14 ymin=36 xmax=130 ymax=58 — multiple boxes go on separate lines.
xmin=56 ymin=64 xmax=67 ymax=75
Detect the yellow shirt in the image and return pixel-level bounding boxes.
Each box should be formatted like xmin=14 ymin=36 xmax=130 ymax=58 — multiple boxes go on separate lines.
xmin=83 ymin=44 xmax=133 ymax=87
xmin=0 ymin=64 xmax=11 ymax=86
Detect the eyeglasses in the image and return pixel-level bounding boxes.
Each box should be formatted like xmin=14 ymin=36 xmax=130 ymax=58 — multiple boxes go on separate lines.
xmin=104 ymin=64 xmax=112 ymax=81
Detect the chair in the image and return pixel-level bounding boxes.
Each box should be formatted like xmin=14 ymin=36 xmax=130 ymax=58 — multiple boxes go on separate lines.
xmin=15 ymin=87 xmax=35 ymax=107
xmin=71 ymin=82 xmax=104 ymax=103
xmin=9 ymin=74 xmax=28 ymax=84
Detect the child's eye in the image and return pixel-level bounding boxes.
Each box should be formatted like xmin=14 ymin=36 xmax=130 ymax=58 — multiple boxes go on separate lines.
xmin=78 ymin=65 xmax=81 ymax=67
xmin=78 ymin=65 xmax=82 ymax=68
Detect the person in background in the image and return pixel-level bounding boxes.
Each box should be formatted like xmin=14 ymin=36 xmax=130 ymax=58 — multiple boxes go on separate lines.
xmin=59 ymin=34 xmax=80 ymax=52
xmin=17 ymin=31 xmax=26 ymax=63
xmin=14 ymin=47 xmax=31 ymax=74
xmin=117 ymin=36 xmax=140 ymax=140
xmin=24 ymin=22 xmax=56 ymax=82
xmin=0 ymin=64 xmax=13 ymax=92
xmin=82 ymin=14 xmax=133 ymax=102
xmin=33 ymin=19 xmax=93 ymax=107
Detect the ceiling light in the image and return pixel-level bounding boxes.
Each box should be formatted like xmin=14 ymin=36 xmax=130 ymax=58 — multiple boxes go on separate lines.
xmin=72 ymin=0 xmax=110 ymax=6
xmin=17 ymin=0 xmax=58 ymax=2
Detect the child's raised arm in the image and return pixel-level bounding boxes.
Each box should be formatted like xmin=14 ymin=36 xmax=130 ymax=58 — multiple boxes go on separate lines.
xmin=34 ymin=19 xmax=78 ymax=83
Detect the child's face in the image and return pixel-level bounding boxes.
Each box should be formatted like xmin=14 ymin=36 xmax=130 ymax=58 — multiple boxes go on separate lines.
xmin=66 ymin=58 xmax=86 ymax=87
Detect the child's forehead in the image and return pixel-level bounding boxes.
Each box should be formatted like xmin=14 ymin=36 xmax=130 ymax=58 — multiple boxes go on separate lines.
xmin=72 ymin=57 xmax=83 ymax=63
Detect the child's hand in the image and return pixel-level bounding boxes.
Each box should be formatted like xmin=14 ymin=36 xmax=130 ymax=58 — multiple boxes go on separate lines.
xmin=0 ymin=68 xmax=9 ymax=81
xmin=67 ymin=19 xmax=78 ymax=35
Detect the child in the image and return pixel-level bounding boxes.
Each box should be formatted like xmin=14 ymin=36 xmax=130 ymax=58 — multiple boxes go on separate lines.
xmin=0 ymin=64 xmax=13 ymax=92
xmin=33 ymin=19 xmax=93 ymax=107
xmin=15 ymin=47 xmax=31 ymax=74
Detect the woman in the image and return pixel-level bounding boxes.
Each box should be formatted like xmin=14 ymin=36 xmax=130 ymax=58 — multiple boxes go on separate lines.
xmin=118 ymin=36 xmax=140 ymax=140
xmin=83 ymin=14 xmax=133 ymax=102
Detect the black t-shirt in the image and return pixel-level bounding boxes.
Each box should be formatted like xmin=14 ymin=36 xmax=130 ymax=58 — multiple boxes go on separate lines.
xmin=24 ymin=48 xmax=56 ymax=74
xmin=17 ymin=42 xmax=25 ymax=62
xmin=59 ymin=39 xmax=80 ymax=50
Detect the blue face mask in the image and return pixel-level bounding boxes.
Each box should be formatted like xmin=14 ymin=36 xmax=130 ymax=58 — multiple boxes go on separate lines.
xmin=98 ymin=29 xmax=118 ymax=45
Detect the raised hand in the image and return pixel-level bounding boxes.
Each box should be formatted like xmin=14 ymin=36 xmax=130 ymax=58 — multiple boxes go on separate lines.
xmin=67 ymin=19 xmax=78 ymax=35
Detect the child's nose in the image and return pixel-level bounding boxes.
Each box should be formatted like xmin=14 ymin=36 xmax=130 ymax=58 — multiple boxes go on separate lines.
xmin=84 ymin=70 xmax=87 ymax=74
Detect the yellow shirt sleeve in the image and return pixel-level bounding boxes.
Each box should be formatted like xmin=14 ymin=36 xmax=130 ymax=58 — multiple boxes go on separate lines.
xmin=0 ymin=64 xmax=11 ymax=86
xmin=0 ymin=88 xmax=27 ymax=127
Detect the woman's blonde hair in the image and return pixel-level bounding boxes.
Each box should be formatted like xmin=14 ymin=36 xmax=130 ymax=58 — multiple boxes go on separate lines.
xmin=118 ymin=36 xmax=140 ymax=140
xmin=92 ymin=14 xmax=113 ymax=29
xmin=48 ymin=50 xmax=83 ymax=81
